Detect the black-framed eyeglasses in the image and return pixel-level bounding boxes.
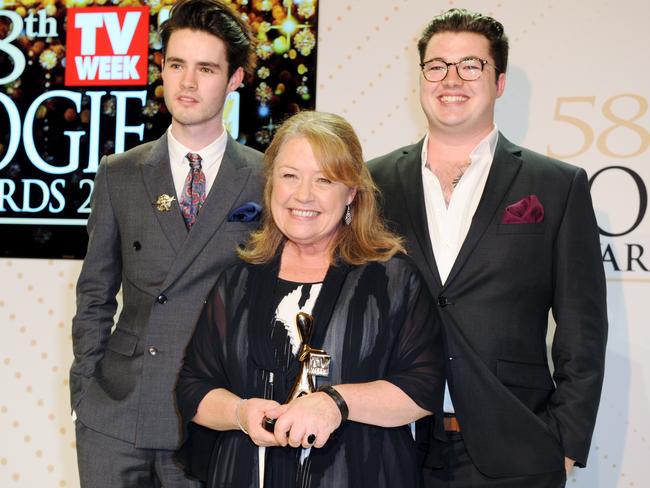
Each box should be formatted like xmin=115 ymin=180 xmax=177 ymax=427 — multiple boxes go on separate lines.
xmin=420 ymin=57 xmax=497 ymax=82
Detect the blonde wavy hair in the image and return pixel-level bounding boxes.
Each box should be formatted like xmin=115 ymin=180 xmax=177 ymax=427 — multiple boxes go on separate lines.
xmin=238 ymin=111 xmax=404 ymax=265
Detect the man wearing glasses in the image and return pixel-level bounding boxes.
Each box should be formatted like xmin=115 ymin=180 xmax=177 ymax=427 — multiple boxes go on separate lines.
xmin=369 ymin=8 xmax=607 ymax=488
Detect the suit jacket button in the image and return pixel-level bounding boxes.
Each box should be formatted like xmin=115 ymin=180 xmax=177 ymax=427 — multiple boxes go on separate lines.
xmin=437 ymin=296 xmax=449 ymax=307
xmin=157 ymin=294 xmax=167 ymax=304
xmin=148 ymin=347 xmax=158 ymax=356
xmin=133 ymin=241 xmax=141 ymax=251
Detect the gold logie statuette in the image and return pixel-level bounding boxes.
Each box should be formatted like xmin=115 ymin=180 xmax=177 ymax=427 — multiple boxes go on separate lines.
xmin=154 ymin=194 xmax=176 ymax=212
xmin=286 ymin=312 xmax=330 ymax=400
xmin=262 ymin=312 xmax=331 ymax=432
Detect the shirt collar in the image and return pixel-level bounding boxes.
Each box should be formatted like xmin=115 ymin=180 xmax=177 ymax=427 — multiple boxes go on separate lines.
xmin=167 ymin=125 xmax=229 ymax=170
xmin=421 ymin=125 xmax=500 ymax=170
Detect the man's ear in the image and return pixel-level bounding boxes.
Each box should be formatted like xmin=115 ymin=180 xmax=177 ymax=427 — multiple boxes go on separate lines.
xmin=228 ymin=67 xmax=244 ymax=92
xmin=496 ymin=72 xmax=506 ymax=98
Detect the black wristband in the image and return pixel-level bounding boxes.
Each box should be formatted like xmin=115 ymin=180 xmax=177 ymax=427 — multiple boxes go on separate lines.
xmin=318 ymin=385 xmax=349 ymax=423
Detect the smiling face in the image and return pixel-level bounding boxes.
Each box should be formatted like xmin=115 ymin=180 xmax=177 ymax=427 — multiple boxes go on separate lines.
xmin=161 ymin=28 xmax=243 ymax=144
xmin=270 ymin=136 xmax=357 ymax=253
xmin=419 ymin=31 xmax=506 ymax=141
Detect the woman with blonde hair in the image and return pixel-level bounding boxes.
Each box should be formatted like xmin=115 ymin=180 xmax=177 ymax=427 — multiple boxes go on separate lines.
xmin=176 ymin=111 xmax=444 ymax=488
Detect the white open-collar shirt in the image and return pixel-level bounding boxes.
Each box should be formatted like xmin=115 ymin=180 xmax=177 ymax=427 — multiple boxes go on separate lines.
xmin=421 ymin=126 xmax=499 ymax=283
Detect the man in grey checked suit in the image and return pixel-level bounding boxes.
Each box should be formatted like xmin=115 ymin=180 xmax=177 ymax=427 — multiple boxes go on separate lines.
xmin=70 ymin=1 xmax=262 ymax=486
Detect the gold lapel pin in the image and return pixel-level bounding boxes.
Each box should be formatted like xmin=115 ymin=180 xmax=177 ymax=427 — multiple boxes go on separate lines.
xmin=154 ymin=194 xmax=176 ymax=212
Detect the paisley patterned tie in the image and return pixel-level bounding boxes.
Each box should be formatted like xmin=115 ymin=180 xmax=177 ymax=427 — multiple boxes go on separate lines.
xmin=179 ymin=152 xmax=206 ymax=229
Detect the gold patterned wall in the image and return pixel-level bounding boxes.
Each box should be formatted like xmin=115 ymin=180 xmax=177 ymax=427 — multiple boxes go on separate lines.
xmin=1 ymin=259 xmax=82 ymax=486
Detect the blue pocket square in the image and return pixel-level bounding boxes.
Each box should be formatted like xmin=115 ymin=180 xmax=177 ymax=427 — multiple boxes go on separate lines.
xmin=227 ymin=201 xmax=262 ymax=222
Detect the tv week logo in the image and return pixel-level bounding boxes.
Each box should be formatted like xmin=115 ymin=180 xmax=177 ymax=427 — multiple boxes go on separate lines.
xmin=65 ymin=7 xmax=149 ymax=86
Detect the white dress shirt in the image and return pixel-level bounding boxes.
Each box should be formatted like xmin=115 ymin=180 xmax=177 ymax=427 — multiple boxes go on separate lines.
xmin=167 ymin=126 xmax=228 ymax=200
xmin=421 ymin=125 xmax=499 ymax=412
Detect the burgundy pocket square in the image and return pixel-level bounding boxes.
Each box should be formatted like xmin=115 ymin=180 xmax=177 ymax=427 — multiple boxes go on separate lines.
xmin=501 ymin=195 xmax=544 ymax=224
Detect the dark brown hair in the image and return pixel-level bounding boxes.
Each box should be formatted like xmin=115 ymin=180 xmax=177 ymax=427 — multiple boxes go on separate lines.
xmin=160 ymin=0 xmax=256 ymax=78
xmin=418 ymin=8 xmax=509 ymax=75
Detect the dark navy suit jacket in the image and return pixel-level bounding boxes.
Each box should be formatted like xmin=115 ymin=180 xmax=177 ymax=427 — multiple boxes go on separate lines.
xmin=369 ymin=133 xmax=607 ymax=477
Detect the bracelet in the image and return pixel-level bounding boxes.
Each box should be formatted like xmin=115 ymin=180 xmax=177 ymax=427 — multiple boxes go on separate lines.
xmin=318 ymin=385 xmax=349 ymax=423
xmin=235 ymin=398 xmax=248 ymax=435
